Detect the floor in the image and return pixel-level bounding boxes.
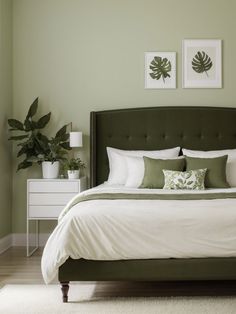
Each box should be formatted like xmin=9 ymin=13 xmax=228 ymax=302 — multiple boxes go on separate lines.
xmin=0 ymin=247 xmax=45 ymax=286
xmin=1 ymin=247 xmax=236 ymax=299
xmin=0 ymin=247 xmax=180 ymax=299
xmin=0 ymin=247 xmax=170 ymax=298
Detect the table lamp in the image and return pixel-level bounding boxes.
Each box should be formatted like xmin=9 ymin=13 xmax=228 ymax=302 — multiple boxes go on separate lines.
xmin=69 ymin=132 xmax=83 ymax=148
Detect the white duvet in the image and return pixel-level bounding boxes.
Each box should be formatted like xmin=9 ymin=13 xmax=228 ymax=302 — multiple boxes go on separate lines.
xmin=41 ymin=185 xmax=236 ymax=284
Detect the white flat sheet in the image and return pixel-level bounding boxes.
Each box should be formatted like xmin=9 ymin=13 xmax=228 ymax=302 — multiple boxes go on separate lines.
xmin=41 ymin=185 xmax=236 ymax=283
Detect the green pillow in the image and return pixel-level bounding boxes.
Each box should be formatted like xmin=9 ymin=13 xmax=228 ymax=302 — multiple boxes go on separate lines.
xmin=185 ymin=155 xmax=229 ymax=188
xmin=140 ymin=157 xmax=185 ymax=189
xmin=163 ymin=168 xmax=207 ymax=190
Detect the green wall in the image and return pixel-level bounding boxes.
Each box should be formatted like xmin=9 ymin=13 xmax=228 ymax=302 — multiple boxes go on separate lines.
xmin=12 ymin=0 xmax=236 ymax=233
xmin=0 ymin=0 xmax=12 ymax=238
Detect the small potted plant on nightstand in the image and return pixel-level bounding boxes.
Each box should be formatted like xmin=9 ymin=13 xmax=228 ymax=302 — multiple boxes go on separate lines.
xmin=64 ymin=158 xmax=85 ymax=179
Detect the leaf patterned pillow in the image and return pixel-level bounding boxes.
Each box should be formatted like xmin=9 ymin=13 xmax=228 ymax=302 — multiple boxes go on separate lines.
xmin=163 ymin=168 xmax=207 ymax=190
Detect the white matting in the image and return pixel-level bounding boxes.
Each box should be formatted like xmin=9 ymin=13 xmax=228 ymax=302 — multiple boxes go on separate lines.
xmin=1 ymin=284 xmax=236 ymax=314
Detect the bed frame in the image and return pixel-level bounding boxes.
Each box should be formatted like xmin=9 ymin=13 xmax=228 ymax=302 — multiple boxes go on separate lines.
xmin=59 ymin=106 xmax=236 ymax=302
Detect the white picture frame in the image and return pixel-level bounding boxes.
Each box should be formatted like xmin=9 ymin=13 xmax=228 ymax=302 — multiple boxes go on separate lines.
xmin=182 ymin=39 xmax=222 ymax=88
xmin=145 ymin=52 xmax=176 ymax=89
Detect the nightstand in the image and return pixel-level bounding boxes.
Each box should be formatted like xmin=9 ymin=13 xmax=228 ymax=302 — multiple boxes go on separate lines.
xmin=27 ymin=177 xmax=87 ymax=256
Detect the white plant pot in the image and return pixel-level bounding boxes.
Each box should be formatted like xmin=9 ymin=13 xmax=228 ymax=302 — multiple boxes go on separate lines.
xmin=42 ymin=161 xmax=60 ymax=179
xmin=67 ymin=170 xmax=80 ymax=179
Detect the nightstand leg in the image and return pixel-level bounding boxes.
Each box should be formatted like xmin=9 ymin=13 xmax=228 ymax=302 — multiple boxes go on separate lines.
xmin=36 ymin=220 xmax=39 ymax=247
xmin=27 ymin=218 xmax=29 ymax=257
xmin=27 ymin=220 xmax=39 ymax=257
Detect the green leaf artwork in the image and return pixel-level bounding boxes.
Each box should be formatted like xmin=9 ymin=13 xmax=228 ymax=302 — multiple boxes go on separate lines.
xmin=149 ymin=56 xmax=171 ymax=83
xmin=192 ymin=51 xmax=213 ymax=77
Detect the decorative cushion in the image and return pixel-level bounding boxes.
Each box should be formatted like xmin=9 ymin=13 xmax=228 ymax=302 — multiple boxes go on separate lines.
xmin=140 ymin=157 xmax=185 ymax=189
xmin=163 ymin=169 xmax=207 ymax=190
xmin=185 ymin=155 xmax=229 ymax=188
xmin=183 ymin=148 xmax=236 ymax=187
xmin=125 ymin=155 xmax=184 ymax=188
xmin=106 ymin=146 xmax=181 ymax=185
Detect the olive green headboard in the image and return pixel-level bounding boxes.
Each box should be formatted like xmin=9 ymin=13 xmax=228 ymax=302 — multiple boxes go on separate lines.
xmin=90 ymin=106 xmax=236 ymax=187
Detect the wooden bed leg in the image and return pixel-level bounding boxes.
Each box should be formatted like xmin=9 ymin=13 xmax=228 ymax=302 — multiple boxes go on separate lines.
xmin=60 ymin=281 xmax=69 ymax=303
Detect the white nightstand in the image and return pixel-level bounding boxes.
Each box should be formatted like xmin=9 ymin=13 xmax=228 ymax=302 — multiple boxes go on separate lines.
xmin=27 ymin=177 xmax=87 ymax=256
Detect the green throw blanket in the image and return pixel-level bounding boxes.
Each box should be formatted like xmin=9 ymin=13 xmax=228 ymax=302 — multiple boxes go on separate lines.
xmin=59 ymin=191 xmax=236 ymax=221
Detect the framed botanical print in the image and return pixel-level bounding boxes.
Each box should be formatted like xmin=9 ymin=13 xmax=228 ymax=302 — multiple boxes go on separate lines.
xmin=182 ymin=39 xmax=222 ymax=88
xmin=145 ymin=52 xmax=176 ymax=89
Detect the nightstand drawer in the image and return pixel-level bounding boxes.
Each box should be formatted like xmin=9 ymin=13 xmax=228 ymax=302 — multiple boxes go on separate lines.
xmin=29 ymin=205 xmax=64 ymax=218
xmin=29 ymin=193 xmax=76 ymax=205
xmin=29 ymin=181 xmax=80 ymax=193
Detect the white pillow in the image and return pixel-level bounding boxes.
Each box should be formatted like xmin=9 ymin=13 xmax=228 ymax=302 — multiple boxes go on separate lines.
xmin=125 ymin=155 xmax=184 ymax=188
xmin=107 ymin=146 xmax=180 ymax=185
xmin=182 ymin=148 xmax=236 ymax=187
xmin=125 ymin=156 xmax=145 ymax=188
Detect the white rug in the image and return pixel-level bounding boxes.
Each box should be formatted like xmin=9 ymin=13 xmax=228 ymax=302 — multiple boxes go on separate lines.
xmin=0 ymin=284 xmax=236 ymax=314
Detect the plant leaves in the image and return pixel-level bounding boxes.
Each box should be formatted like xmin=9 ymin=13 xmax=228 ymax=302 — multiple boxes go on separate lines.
xmin=8 ymin=135 xmax=29 ymax=141
xmin=192 ymin=51 xmax=213 ymax=76
xmin=57 ymin=133 xmax=69 ymax=142
xmin=37 ymin=112 xmax=51 ymax=129
xmin=149 ymin=56 xmax=171 ymax=83
xmin=24 ymin=119 xmax=32 ymax=131
xmin=60 ymin=142 xmax=71 ymax=150
xmin=34 ymin=133 xmax=49 ymax=152
xmin=17 ymin=145 xmax=28 ymax=157
xmin=26 ymin=97 xmax=38 ymax=120
xmin=17 ymin=160 xmax=32 ymax=171
xmin=55 ymin=125 xmax=67 ymax=138
xmin=8 ymin=119 xmax=24 ymax=130
xmin=30 ymin=121 xmax=38 ymax=130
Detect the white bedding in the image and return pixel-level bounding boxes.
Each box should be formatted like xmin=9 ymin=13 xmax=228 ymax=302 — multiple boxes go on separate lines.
xmin=41 ymin=184 xmax=236 ymax=283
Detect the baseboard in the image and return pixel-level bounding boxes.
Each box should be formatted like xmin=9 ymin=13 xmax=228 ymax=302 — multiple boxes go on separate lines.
xmin=12 ymin=233 xmax=50 ymax=246
xmin=0 ymin=233 xmax=50 ymax=253
xmin=0 ymin=234 xmax=12 ymax=254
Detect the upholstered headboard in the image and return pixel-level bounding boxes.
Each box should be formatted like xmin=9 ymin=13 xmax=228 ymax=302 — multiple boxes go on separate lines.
xmin=90 ymin=106 xmax=236 ymax=187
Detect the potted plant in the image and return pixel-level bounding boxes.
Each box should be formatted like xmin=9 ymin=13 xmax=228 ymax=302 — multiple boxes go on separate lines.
xmin=8 ymin=98 xmax=71 ymax=178
xmin=64 ymin=158 xmax=85 ymax=179
xmin=36 ymin=127 xmax=71 ymax=178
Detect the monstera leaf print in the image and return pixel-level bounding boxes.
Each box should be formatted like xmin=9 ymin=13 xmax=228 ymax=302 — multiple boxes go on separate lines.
xmin=149 ymin=56 xmax=171 ymax=83
xmin=192 ymin=51 xmax=213 ymax=76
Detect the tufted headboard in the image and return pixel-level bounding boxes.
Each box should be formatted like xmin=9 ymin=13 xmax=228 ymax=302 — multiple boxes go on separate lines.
xmin=90 ymin=106 xmax=236 ymax=187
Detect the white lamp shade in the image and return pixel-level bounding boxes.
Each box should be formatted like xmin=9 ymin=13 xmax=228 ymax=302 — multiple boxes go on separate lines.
xmin=69 ymin=132 xmax=83 ymax=147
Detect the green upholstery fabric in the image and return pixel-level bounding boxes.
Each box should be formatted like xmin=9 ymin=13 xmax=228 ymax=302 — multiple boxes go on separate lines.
xmin=59 ymin=258 xmax=236 ymax=281
xmin=90 ymin=107 xmax=236 ymax=187
xmin=140 ymin=157 xmax=185 ymax=188
xmin=185 ymin=155 xmax=229 ymax=188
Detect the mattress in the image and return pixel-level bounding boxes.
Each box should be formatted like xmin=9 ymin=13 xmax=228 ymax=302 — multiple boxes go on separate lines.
xmin=41 ymin=184 xmax=236 ymax=283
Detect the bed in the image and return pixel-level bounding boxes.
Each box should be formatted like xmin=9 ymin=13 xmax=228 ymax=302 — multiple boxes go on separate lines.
xmin=42 ymin=106 xmax=236 ymax=302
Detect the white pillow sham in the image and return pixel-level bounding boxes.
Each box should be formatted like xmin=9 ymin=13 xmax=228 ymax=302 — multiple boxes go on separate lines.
xmin=182 ymin=148 xmax=236 ymax=187
xmin=107 ymin=146 xmax=181 ymax=185
xmin=125 ymin=155 xmax=184 ymax=188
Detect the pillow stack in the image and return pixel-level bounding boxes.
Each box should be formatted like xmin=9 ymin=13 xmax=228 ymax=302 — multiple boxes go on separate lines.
xmin=107 ymin=146 xmax=181 ymax=186
xmin=106 ymin=146 xmax=234 ymax=190
xmin=182 ymin=148 xmax=236 ymax=187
